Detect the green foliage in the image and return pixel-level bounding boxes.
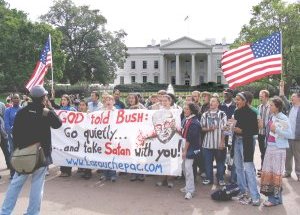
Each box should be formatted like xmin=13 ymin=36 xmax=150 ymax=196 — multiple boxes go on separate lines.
xmin=0 ymin=1 xmax=65 ymax=92
xmin=232 ymin=0 xmax=300 ymax=90
xmin=40 ymin=0 xmax=127 ymax=84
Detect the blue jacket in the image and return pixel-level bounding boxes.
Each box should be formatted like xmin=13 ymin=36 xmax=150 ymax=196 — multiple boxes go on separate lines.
xmin=266 ymin=112 xmax=292 ymax=149
xmin=182 ymin=116 xmax=201 ymax=159
xmin=4 ymin=105 xmax=22 ymax=134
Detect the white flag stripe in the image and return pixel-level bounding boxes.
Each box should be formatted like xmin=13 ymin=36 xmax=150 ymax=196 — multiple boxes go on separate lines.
xmin=221 ymin=47 xmax=252 ymax=64
xmin=226 ymin=58 xmax=282 ymax=81
xmin=228 ymin=67 xmax=282 ymax=87
xmin=222 ymin=45 xmax=250 ymax=58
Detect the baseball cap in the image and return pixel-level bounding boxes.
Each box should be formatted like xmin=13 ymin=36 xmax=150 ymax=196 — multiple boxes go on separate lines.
xmin=30 ymin=85 xmax=48 ymax=98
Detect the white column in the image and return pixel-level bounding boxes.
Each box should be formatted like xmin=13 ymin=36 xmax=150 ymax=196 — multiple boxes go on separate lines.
xmin=207 ymin=53 xmax=212 ymax=82
xmin=191 ymin=54 xmax=196 ymax=86
xmin=159 ymin=54 xmax=165 ymax=84
xmin=176 ymin=54 xmax=180 ymax=85
xmin=165 ymin=58 xmax=168 ymax=83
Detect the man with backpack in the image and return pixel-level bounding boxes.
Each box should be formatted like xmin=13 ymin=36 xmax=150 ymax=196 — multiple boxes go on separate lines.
xmin=0 ymin=85 xmax=62 ymax=215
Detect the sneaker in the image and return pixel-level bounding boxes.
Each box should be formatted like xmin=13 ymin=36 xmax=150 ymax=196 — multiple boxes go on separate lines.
xmin=156 ymin=181 xmax=163 ymax=187
xmin=111 ymin=177 xmax=116 ymax=182
xmin=59 ymin=173 xmax=70 ymax=177
xmin=239 ymin=196 xmax=252 ymax=205
xmin=252 ymin=198 xmax=261 ymax=206
xmin=283 ymin=172 xmax=291 ymax=178
xmin=167 ymin=182 xmax=174 ymax=188
xmin=45 ymin=171 xmax=50 ymax=176
xmin=180 ymin=187 xmax=186 ymax=193
xmin=202 ymin=179 xmax=211 ymax=185
xmin=232 ymin=192 xmax=246 ymax=201
xmin=200 ymin=172 xmax=206 ymax=178
xmin=130 ymin=176 xmax=137 ymax=181
xmin=219 ymin=180 xmax=226 ymax=186
xmin=138 ymin=175 xmax=145 ymax=181
xmin=100 ymin=176 xmax=107 ymax=181
xmin=185 ymin=192 xmax=193 ymax=200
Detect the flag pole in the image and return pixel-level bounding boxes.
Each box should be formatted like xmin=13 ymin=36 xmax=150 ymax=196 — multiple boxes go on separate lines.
xmin=280 ymin=31 xmax=283 ymax=81
xmin=49 ymin=34 xmax=54 ymax=98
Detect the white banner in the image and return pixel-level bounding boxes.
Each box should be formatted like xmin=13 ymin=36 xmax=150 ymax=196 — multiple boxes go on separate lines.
xmin=51 ymin=109 xmax=184 ymax=176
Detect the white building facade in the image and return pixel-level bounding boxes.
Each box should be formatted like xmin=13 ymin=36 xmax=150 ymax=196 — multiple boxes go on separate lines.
xmin=114 ymin=36 xmax=229 ymax=86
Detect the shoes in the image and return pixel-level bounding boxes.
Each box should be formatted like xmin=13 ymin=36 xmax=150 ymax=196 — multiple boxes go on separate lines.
xmin=200 ymin=172 xmax=206 ymax=178
xmin=111 ymin=177 xmax=116 ymax=182
xmin=283 ymin=172 xmax=291 ymax=178
xmin=232 ymin=192 xmax=246 ymax=201
xmin=167 ymin=182 xmax=174 ymax=188
xmin=239 ymin=195 xmax=252 ymax=205
xmin=156 ymin=181 xmax=163 ymax=186
xmin=185 ymin=192 xmax=193 ymax=200
xmin=138 ymin=175 xmax=145 ymax=181
xmin=130 ymin=176 xmax=137 ymax=181
xmin=100 ymin=176 xmax=107 ymax=181
xmin=59 ymin=173 xmax=71 ymax=177
xmin=252 ymin=198 xmax=261 ymax=206
xmin=202 ymin=179 xmax=212 ymax=185
xmin=180 ymin=187 xmax=186 ymax=193
xmin=45 ymin=171 xmax=50 ymax=176
xmin=82 ymin=174 xmax=91 ymax=180
xmin=219 ymin=180 xmax=226 ymax=186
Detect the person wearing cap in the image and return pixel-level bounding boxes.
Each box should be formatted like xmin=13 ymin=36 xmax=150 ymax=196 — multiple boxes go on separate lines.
xmin=4 ymin=93 xmax=22 ymax=179
xmin=232 ymin=92 xmax=260 ymax=206
xmin=0 ymin=85 xmax=62 ymax=215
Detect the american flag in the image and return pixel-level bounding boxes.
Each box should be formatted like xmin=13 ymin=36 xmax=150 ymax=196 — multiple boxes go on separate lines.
xmin=26 ymin=36 xmax=52 ymax=91
xmin=221 ymin=32 xmax=282 ymax=89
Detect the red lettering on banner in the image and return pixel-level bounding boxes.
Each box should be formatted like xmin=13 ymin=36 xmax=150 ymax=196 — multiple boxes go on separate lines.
xmin=57 ymin=111 xmax=84 ymax=124
xmin=116 ymin=110 xmax=144 ymax=124
xmin=105 ymin=142 xmax=131 ymax=156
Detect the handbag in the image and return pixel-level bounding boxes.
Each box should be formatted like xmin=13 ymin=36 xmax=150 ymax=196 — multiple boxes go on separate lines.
xmin=10 ymin=142 xmax=46 ymax=174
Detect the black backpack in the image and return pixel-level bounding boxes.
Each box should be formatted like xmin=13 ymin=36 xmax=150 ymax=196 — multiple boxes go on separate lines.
xmin=211 ymin=184 xmax=240 ymax=201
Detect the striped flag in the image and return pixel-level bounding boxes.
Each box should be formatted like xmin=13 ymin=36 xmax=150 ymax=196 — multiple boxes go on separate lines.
xmin=26 ymin=36 xmax=52 ymax=91
xmin=221 ymin=32 xmax=282 ymax=89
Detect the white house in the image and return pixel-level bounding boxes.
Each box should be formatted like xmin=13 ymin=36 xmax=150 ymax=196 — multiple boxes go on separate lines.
xmin=114 ymin=36 xmax=229 ymax=86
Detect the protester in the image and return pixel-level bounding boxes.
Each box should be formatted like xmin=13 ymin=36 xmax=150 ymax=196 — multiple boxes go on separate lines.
xmin=233 ymin=92 xmax=260 ymax=206
xmin=0 ymin=101 xmax=10 ymax=171
xmin=113 ymin=89 xmax=125 ymax=109
xmin=260 ymin=97 xmax=292 ymax=207
xmin=5 ymin=97 xmax=12 ymax=108
xmin=191 ymin=91 xmax=201 ymax=107
xmin=200 ymin=97 xmax=227 ymax=186
xmin=4 ymin=94 xmax=22 ymax=179
xmin=0 ymin=85 xmax=62 ymax=215
xmin=88 ymin=91 xmax=103 ymax=112
xmin=279 ymin=81 xmax=300 ymax=180
xmin=257 ymin=90 xmax=271 ymax=175
xmin=100 ymin=95 xmax=117 ymax=182
xmin=149 ymin=90 xmax=167 ymax=110
xmin=181 ymin=103 xmax=201 ymax=200
xmin=51 ymin=94 xmax=76 ymax=177
xmin=127 ymin=93 xmax=146 ymax=181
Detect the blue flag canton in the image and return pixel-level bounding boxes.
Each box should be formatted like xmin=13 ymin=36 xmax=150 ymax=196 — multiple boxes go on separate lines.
xmin=39 ymin=39 xmax=51 ymax=64
xmin=250 ymin=32 xmax=281 ymax=59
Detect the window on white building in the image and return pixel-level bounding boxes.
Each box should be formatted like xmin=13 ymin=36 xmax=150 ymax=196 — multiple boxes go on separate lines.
xmin=217 ymin=75 xmax=222 ymax=84
xmin=143 ymin=76 xmax=147 ymax=83
xmin=171 ymin=76 xmax=176 ymax=85
xmin=217 ymin=59 xmax=221 ymax=68
xmin=154 ymin=60 xmax=159 ymax=69
xmin=143 ymin=61 xmax=147 ymax=69
xmin=154 ymin=76 xmax=159 ymax=84
xmin=120 ymin=76 xmax=124 ymax=85
xmin=131 ymin=61 xmax=135 ymax=69
xmin=131 ymin=76 xmax=136 ymax=84
xmin=185 ymin=80 xmax=190 ymax=86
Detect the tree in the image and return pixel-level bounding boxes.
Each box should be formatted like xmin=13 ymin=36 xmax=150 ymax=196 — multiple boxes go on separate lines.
xmin=232 ymin=0 xmax=300 ymax=90
xmin=0 ymin=0 xmax=65 ymax=92
xmin=41 ymin=0 xmax=127 ymax=84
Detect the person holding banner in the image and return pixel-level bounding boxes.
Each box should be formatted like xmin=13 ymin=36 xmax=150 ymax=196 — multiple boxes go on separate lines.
xmin=100 ymin=95 xmax=117 ymax=182
xmin=181 ymin=102 xmax=201 ymax=200
xmin=127 ymin=93 xmax=146 ymax=182
xmin=50 ymin=94 xmax=77 ymax=177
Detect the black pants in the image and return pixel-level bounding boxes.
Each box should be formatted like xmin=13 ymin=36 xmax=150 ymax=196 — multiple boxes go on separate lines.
xmin=0 ymin=137 xmax=10 ymax=168
xmin=60 ymin=166 xmax=72 ymax=175
xmin=258 ymin=134 xmax=266 ymax=169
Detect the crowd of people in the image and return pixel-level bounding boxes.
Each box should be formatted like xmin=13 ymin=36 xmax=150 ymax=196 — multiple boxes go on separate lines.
xmin=0 ymin=81 xmax=300 ymax=213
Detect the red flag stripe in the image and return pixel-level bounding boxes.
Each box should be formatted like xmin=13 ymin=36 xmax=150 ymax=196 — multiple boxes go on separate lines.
xmin=222 ymin=45 xmax=250 ymax=58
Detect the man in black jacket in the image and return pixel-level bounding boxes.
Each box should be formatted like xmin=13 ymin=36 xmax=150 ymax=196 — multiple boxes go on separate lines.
xmin=0 ymin=85 xmax=62 ymax=215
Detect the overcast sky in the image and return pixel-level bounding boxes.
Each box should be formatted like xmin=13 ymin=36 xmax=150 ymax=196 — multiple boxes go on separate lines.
xmin=6 ymin=0 xmax=297 ymax=47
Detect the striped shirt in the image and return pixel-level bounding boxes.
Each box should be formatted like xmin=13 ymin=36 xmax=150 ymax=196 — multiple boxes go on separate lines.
xmin=200 ymin=110 xmax=227 ymax=149
xmin=258 ymin=103 xmax=271 ymax=135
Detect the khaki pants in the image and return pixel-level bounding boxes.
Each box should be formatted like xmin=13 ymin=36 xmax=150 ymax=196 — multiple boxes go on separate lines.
xmin=286 ymin=139 xmax=300 ymax=177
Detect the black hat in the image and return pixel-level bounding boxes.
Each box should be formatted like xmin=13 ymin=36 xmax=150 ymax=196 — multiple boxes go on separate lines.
xmin=223 ymin=88 xmax=234 ymax=95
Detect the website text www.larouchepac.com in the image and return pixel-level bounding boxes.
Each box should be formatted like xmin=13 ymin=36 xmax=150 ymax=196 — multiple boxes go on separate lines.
xmin=65 ymin=157 xmax=163 ymax=174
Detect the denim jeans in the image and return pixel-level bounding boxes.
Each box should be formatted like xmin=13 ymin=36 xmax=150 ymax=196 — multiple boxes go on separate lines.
xmin=234 ymin=136 xmax=247 ymax=193
xmin=7 ymin=134 xmax=13 ymax=155
xmin=103 ymin=170 xmax=117 ymax=180
xmin=244 ymin=162 xmax=260 ymax=201
xmin=203 ymin=148 xmax=226 ymax=182
xmin=0 ymin=166 xmax=47 ymax=215
xmin=268 ymin=191 xmax=282 ymax=205
xmin=183 ymin=158 xmax=195 ymax=193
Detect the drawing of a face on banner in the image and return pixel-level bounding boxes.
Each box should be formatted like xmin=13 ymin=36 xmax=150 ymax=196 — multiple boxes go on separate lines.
xmin=152 ymin=110 xmax=176 ymax=144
